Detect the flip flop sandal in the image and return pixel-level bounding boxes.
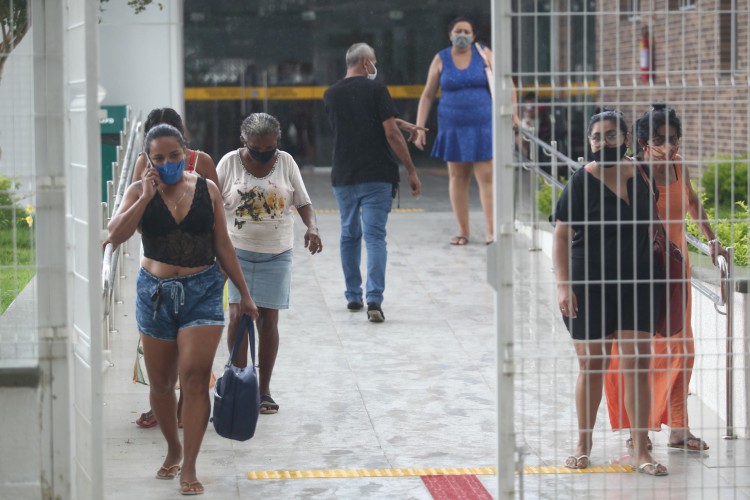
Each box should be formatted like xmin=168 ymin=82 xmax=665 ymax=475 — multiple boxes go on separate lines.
xmin=155 ymin=464 xmax=181 ymax=480
xmin=564 ymin=454 xmax=590 ymax=469
xmin=260 ymin=395 xmax=279 ymax=414
xmin=180 ymin=480 xmax=204 ymax=495
xmin=638 ymin=462 xmax=668 ymax=476
xmin=136 ymin=410 xmax=158 ymax=429
xmin=668 ymin=437 xmax=709 ymax=451
xmin=450 ymin=236 xmax=469 ymax=246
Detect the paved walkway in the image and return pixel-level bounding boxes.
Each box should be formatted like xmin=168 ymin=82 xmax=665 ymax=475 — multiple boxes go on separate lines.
xmin=103 ymin=168 xmax=750 ymax=499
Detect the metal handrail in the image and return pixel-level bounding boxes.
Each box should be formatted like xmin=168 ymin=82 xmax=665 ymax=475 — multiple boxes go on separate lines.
xmin=518 ymin=129 xmax=737 ymax=438
xmin=101 ymin=110 xmax=141 ymax=365
xmin=520 ymin=127 xmax=583 ymax=175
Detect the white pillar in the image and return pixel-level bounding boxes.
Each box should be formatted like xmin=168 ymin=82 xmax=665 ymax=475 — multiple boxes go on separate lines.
xmin=490 ymin=2 xmax=517 ymax=499
xmin=33 ymin=0 xmax=72 ymax=497
xmin=99 ymin=0 xmax=185 ymax=116
xmin=65 ymin=0 xmax=104 ymax=497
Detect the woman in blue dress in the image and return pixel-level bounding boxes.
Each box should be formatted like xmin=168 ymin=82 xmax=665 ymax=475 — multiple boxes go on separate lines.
xmin=415 ymin=17 xmax=514 ymax=245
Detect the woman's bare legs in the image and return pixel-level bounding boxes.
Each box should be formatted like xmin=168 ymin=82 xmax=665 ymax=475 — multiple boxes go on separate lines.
xmin=447 ymin=161 xmax=472 ymax=241
xmin=473 ymin=160 xmax=494 ymax=242
xmin=570 ymin=338 xmax=613 ymax=464
xmin=256 ymin=307 xmax=280 ymax=396
xmin=619 ymin=330 xmax=667 ymax=474
xmin=141 ymin=334 xmax=182 ymax=473
xmin=665 ymin=333 xmax=702 ymax=447
xmin=176 ymin=325 xmax=223 ymax=491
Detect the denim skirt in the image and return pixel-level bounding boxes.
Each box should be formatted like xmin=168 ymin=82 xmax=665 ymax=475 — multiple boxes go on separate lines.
xmin=227 ymin=248 xmax=293 ymax=309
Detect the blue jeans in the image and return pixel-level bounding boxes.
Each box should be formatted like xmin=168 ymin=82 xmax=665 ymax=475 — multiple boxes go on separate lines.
xmin=333 ymin=182 xmax=393 ymax=305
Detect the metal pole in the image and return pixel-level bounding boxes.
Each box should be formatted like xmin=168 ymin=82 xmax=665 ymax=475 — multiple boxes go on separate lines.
xmin=492 ymin=2 xmax=516 ymax=498
xmin=550 ymin=140 xmax=558 ymax=210
xmin=528 ymin=136 xmax=541 ymax=252
xmin=111 ymin=161 xmax=119 ymax=193
xmin=724 ymin=247 xmax=737 ymax=439
xmin=106 ymin=180 xmax=115 ymax=221
xmin=110 ymin=287 xmax=118 ymax=334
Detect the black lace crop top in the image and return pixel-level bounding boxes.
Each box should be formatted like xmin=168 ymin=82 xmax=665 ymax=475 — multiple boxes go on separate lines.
xmin=141 ymin=176 xmax=216 ymax=267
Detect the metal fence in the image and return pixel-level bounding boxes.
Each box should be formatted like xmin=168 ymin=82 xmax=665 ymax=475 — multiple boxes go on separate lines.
xmin=495 ymin=1 xmax=749 ymax=498
xmin=102 ymin=111 xmax=140 ymax=368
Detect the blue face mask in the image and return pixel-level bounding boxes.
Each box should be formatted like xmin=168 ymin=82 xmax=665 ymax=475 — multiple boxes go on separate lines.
xmin=154 ymin=159 xmax=185 ymax=184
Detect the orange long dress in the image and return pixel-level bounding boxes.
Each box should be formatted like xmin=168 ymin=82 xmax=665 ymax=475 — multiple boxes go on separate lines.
xmin=605 ymin=162 xmax=694 ymax=431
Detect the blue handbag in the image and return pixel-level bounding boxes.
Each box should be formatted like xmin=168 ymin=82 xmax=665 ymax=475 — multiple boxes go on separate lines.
xmin=211 ymin=315 xmax=260 ymax=441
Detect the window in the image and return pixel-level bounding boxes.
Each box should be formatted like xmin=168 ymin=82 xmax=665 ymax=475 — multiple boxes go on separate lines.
xmin=620 ymin=0 xmax=640 ymax=21
xmin=719 ymin=0 xmax=737 ymax=73
xmin=669 ymin=0 xmax=696 ymax=9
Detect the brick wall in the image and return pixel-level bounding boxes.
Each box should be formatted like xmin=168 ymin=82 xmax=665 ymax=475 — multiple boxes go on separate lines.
xmin=596 ymin=0 xmax=749 ymax=160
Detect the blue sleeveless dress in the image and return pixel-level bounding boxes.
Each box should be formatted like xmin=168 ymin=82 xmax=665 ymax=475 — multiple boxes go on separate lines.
xmin=431 ymin=44 xmax=493 ymax=162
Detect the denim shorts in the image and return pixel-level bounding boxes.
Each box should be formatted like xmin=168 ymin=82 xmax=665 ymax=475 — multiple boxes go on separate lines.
xmin=227 ymin=248 xmax=292 ymax=309
xmin=136 ymin=263 xmax=225 ymax=342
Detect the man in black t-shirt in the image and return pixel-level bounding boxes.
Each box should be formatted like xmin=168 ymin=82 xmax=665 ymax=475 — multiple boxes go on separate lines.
xmin=324 ymin=42 xmax=422 ymax=323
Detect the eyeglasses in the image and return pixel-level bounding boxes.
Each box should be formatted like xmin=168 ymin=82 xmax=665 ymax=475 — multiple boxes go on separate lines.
xmin=588 ymin=131 xmax=623 ymax=145
xmin=649 ymin=134 xmax=680 ymax=147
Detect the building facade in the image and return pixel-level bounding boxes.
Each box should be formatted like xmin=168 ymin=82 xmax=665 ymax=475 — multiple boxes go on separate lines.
xmin=180 ymin=0 xmax=596 ymax=166
xmin=597 ymin=0 xmax=749 ymax=160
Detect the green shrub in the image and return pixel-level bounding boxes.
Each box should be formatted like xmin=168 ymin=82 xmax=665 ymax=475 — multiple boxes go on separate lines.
xmin=537 ymin=178 xmax=553 ymax=218
xmin=0 ymin=224 xmax=35 ymax=313
xmin=687 ymin=199 xmax=748 ymax=267
xmin=700 ymin=155 xmax=749 ymax=209
xmin=0 ymin=176 xmax=35 ymax=313
xmin=0 ymin=176 xmax=33 ymax=229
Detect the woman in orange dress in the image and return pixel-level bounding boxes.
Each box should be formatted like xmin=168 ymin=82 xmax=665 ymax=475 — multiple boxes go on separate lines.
xmin=605 ymin=105 xmax=727 ymax=451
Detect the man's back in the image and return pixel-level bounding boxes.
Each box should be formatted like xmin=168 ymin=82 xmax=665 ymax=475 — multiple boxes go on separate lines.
xmin=323 ymin=77 xmax=399 ymax=187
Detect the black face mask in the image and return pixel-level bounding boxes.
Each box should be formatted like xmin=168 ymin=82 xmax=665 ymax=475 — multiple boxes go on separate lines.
xmin=589 ymin=144 xmax=628 ymax=168
xmin=247 ymin=147 xmax=277 ymax=164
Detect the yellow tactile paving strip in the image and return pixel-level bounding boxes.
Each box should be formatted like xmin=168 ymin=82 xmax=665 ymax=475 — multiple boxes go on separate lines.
xmin=185 ymin=82 xmax=599 ymax=101
xmin=247 ymin=465 xmax=634 ymax=480
xmin=525 ymin=465 xmax=635 ymax=474
xmin=315 ymin=208 xmax=425 ymax=214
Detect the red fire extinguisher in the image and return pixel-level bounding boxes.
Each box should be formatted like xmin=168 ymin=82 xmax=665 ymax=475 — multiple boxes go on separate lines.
xmin=640 ymin=26 xmax=651 ymax=82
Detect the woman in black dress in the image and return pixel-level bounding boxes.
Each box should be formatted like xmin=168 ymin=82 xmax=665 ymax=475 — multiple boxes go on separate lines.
xmin=552 ymin=110 xmax=667 ymax=476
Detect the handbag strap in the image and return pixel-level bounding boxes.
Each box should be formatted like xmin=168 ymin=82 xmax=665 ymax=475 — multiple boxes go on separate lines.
xmin=187 ymin=149 xmax=198 ymax=172
xmin=475 ymin=43 xmax=491 ymax=70
xmin=636 ymin=163 xmax=671 ymax=241
xmin=637 ymin=163 xmax=661 ymax=211
xmin=229 ymin=314 xmax=256 ymax=366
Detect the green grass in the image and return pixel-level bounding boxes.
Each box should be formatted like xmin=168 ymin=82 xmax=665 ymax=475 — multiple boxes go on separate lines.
xmin=0 ymin=226 xmax=35 ymax=314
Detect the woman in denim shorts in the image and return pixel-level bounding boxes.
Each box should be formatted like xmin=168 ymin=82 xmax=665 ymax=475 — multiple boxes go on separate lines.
xmin=217 ymin=113 xmax=322 ymax=415
xmin=131 ymin=108 xmax=221 ymax=431
xmin=108 ymin=123 xmax=258 ymax=496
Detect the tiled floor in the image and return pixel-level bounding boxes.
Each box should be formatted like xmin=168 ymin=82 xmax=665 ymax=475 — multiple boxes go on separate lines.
xmin=103 ymin=169 xmax=750 ymax=499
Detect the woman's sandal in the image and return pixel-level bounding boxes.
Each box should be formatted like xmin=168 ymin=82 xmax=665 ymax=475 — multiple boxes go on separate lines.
xmin=155 ymin=464 xmax=181 ymax=480
xmin=136 ymin=410 xmax=158 ymax=429
xmin=667 ymin=436 xmax=709 ymax=451
xmin=180 ymin=480 xmax=204 ymax=495
xmin=638 ymin=462 xmax=668 ymax=476
xmin=450 ymin=236 xmax=469 ymax=246
xmin=260 ymin=395 xmax=279 ymax=415
xmin=564 ymin=455 xmax=590 ymax=469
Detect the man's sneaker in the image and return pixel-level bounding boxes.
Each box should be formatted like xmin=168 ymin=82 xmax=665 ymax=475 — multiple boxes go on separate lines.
xmin=347 ymin=301 xmax=364 ymax=312
xmin=367 ymin=302 xmax=385 ymax=323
